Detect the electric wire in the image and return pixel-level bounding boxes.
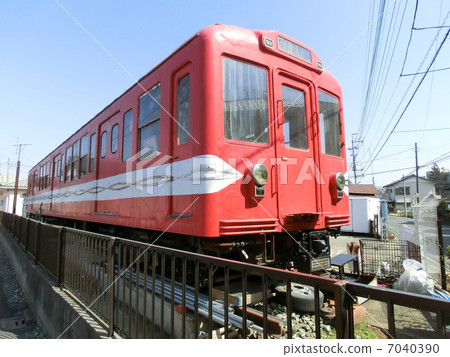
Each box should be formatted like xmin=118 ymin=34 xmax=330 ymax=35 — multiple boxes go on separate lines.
xmin=362 ymin=28 xmax=450 ymax=175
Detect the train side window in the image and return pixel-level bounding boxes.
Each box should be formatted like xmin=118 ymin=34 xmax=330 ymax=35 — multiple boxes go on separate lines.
xmin=223 ymin=58 xmax=269 ymax=144
xmin=122 ymin=109 xmax=133 ymax=162
xmin=48 ymin=162 xmax=52 ymax=187
xmin=43 ymin=164 xmax=47 ymax=188
xmin=80 ymin=135 xmax=89 ymax=177
xmin=318 ymin=90 xmax=341 ymax=157
xmin=39 ymin=166 xmax=43 ymax=190
xmin=177 ymin=74 xmax=190 ymax=145
xmin=54 ymin=157 xmax=59 ymax=179
xmin=60 ymin=154 xmax=65 ymax=182
xmin=282 ymin=85 xmax=308 ymax=150
xmin=65 ymin=146 xmax=72 ymax=182
xmin=100 ymin=131 xmax=107 ymax=158
xmin=138 ymin=84 xmax=161 ymax=159
xmin=111 ymin=124 xmax=119 ymax=154
xmin=34 ymin=171 xmax=38 ymax=192
xmin=72 ymin=140 xmax=79 ymax=180
xmin=89 ymin=133 xmax=96 ymax=172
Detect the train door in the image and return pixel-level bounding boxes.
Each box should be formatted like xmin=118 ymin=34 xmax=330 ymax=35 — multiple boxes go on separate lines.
xmin=274 ymin=71 xmax=320 ymax=223
xmin=169 ymin=64 xmax=194 ymax=218
xmin=95 ymin=113 xmax=121 ymax=214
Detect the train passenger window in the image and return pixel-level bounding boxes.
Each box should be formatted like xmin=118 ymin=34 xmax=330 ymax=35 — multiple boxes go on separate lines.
xmin=318 ymin=90 xmax=341 ymax=157
xmin=57 ymin=159 xmax=60 ymax=178
xmin=72 ymin=140 xmax=79 ymax=180
xmin=65 ymin=146 xmax=72 ymax=182
xmin=60 ymin=154 xmax=64 ymax=182
xmin=34 ymin=171 xmax=38 ymax=192
xmin=100 ymin=131 xmax=107 ymax=158
xmin=111 ymin=124 xmax=119 ymax=154
xmin=122 ymin=110 xmax=133 ymax=162
xmin=54 ymin=157 xmax=59 ymax=178
xmin=282 ymin=85 xmax=307 ymax=150
xmin=43 ymin=164 xmax=47 ymax=188
xmin=223 ymin=58 xmax=269 ymax=144
xmin=138 ymin=84 xmax=161 ymax=159
xmin=89 ymin=134 xmax=96 ymax=172
xmin=39 ymin=166 xmax=43 ymax=190
xmin=80 ymin=135 xmax=89 ymax=177
xmin=48 ymin=162 xmax=52 ymax=187
xmin=177 ymin=74 xmax=190 ymax=145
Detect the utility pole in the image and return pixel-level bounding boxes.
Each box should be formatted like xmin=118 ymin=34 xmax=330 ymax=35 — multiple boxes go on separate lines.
xmin=7 ymin=158 xmax=11 ymax=183
xmin=403 ymin=175 xmax=407 ymax=217
xmin=12 ymin=140 xmax=31 ymax=214
xmin=415 ymin=142 xmax=419 ymax=203
xmin=350 ymin=133 xmax=363 ymax=184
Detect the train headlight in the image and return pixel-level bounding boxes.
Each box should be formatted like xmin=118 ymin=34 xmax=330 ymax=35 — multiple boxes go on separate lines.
xmin=335 ymin=172 xmax=346 ymax=191
xmin=252 ymin=163 xmax=268 ymax=186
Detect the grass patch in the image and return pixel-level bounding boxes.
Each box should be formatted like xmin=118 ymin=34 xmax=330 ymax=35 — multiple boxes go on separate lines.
xmin=321 ymin=322 xmax=388 ymax=339
xmin=354 ymin=322 xmax=382 ymax=339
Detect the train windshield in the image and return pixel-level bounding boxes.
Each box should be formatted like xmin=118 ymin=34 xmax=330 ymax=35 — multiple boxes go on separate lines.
xmin=223 ymin=58 xmax=269 ymax=144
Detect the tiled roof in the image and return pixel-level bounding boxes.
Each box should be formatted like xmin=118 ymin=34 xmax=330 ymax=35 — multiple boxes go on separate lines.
xmin=348 ymin=184 xmax=379 ymax=196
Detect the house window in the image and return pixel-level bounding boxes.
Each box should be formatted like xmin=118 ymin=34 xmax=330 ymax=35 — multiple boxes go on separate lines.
xmin=138 ymin=84 xmax=161 ymax=159
xmin=394 ymin=187 xmax=410 ymax=195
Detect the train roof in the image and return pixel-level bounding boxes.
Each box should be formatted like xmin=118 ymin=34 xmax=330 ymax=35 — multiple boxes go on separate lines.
xmin=30 ymin=24 xmax=335 ymax=171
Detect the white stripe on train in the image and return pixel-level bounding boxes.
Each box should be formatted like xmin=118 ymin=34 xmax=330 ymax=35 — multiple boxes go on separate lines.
xmin=25 ymin=155 xmax=243 ymax=205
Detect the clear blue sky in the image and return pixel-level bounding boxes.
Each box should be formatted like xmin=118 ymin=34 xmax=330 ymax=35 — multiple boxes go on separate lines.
xmin=0 ymin=0 xmax=449 ymax=188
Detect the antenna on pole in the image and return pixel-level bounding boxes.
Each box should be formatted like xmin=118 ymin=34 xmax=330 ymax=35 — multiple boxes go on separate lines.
xmin=12 ymin=138 xmax=31 ymax=214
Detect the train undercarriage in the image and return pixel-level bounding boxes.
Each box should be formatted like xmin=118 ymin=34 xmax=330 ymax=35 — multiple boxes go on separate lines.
xmin=31 ymin=214 xmax=337 ymax=274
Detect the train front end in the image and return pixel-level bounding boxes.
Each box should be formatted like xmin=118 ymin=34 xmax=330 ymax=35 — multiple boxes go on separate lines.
xmin=201 ymin=25 xmax=350 ymax=273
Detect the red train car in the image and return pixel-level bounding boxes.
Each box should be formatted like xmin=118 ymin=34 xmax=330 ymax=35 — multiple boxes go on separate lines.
xmin=26 ymin=24 xmax=349 ymax=272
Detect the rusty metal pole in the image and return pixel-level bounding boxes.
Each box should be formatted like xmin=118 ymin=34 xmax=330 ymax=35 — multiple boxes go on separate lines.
xmin=333 ymin=282 xmax=350 ymax=339
xmin=437 ymin=219 xmax=447 ymax=291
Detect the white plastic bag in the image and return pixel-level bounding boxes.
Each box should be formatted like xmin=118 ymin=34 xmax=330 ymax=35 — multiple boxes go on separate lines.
xmin=393 ymin=259 xmax=434 ymax=294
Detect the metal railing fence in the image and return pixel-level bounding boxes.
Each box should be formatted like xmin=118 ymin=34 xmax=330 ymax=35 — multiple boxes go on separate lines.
xmin=1 ymin=211 xmax=449 ymax=339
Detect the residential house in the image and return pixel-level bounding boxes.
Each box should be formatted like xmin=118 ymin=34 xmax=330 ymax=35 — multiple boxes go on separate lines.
xmin=384 ymin=175 xmax=436 ymax=213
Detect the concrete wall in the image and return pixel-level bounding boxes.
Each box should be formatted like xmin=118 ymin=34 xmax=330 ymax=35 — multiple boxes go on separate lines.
xmin=0 ymin=226 xmax=111 ymax=339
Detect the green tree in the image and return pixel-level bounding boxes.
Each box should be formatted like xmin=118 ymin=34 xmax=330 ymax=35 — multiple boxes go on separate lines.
xmin=426 ymin=163 xmax=447 ymax=196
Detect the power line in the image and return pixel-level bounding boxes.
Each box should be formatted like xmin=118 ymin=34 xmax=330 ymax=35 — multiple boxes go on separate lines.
xmin=363 ymin=27 xmax=450 ymax=175
xmin=400 ymin=0 xmax=419 ymax=76
xmin=400 ymin=65 xmax=450 ymax=76
xmin=413 ymin=25 xmax=450 ymax=30
xmin=365 ymin=152 xmax=450 ymax=177
xmin=394 ymin=127 xmax=450 ymax=133
xmin=362 ymin=0 xmax=407 ymax=142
